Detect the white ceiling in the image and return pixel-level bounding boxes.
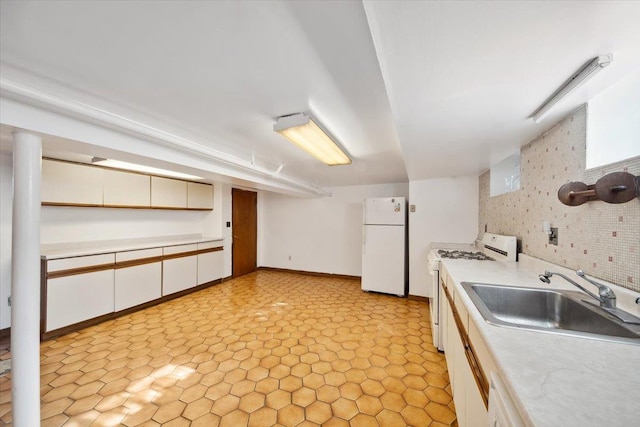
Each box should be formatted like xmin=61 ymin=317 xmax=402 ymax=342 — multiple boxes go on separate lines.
xmin=1 ymin=1 xmax=639 ymax=190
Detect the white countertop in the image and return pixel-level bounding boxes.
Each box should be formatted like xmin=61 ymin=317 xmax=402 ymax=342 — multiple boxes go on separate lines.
xmin=441 ymin=255 xmax=640 ymax=427
xmin=41 ymin=234 xmax=224 ymax=259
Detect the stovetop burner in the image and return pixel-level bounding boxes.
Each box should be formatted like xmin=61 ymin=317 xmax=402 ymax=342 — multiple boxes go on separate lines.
xmin=437 ymin=249 xmax=495 ymax=261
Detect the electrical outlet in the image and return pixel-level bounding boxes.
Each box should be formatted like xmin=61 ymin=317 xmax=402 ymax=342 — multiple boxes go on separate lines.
xmin=226 ymin=221 xmax=231 ymax=228
xmin=410 ymin=204 xmax=416 ymax=212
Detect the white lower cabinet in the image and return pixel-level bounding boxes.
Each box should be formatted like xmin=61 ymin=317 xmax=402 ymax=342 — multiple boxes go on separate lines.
xmin=47 ymin=269 xmax=115 ymax=331
xmin=115 ymin=248 xmax=162 ymax=311
xmin=163 ymin=255 xmax=198 ymax=296
xmin=115 ymin=263 xmax=162 ymax=311
xmin=163 ymin=244 xmax=198 ymax=296
xmin=43 ymin=240 xmax=224 ymax=337
xmin=464 ymin=358 xmax=488 ymax=426
xmin=488 ymin=373 xmax=525 ymax=427
xmin=442 ymin=269 xmax=488 ymax=427
xmin=448 ymin=299 xmax=467 ymax=426
xmin=197 ymin=242 xmax=223 ymax=285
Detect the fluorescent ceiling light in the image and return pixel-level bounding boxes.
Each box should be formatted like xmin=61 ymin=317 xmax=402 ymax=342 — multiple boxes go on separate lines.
xmin=91 ymin=157 xmax=204 ymax=180
xmin=273 ymin=113 xmax=351 ymax=166
xmin=532 ymin=54 xmax=613 ymax=123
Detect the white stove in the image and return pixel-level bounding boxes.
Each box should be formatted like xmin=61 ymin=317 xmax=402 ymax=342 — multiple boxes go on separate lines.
xmin=427 ymin=233 xmax=517 ymax=351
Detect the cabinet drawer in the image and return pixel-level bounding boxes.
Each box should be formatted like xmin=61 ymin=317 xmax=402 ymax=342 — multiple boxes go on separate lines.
xmin=163 ymin=244 xmax=198 ymax=256
xmin=48 ymin=253 xmax=115 ymax=273
xmin=47 ymin=269 xmax=114 ymax=331
xmin=197 ymin=241 xmax=223 ymax=251
xmin=116 ymin=248 xmax=163 ymax=262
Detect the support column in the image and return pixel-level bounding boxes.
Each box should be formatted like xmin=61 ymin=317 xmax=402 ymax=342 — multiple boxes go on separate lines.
xmin=11 ymin=131 xmax=42 ymax=427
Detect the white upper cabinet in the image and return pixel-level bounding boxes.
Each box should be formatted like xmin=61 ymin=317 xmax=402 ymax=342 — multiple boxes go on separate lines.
xmin=103 ymin=169 xmax=151 ymax=207
xmin=41 ymin=159 xmax=211 ymax=210
xmin=151 ymin=176 xmax=187 ymax=208
xmin=187 ymin=182 xmax=213 ymax=209
xmin=42 ymin=159 xmax=104 ymax=205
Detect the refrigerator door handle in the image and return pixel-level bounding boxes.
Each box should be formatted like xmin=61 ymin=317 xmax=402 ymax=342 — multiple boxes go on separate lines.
xmin=362 ymin=199 xmax=367 ymax=225
xmin=362 ymin=226 xmax=366 ymax=254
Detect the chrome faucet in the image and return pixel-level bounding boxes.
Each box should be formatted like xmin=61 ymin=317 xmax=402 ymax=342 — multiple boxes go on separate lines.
xmin=539 ymin=270 xmax=616 ymax=309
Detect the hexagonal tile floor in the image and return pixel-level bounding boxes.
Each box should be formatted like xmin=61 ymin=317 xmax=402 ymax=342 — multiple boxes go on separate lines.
xmin=0 ymin=270 xmax=457 ymax=426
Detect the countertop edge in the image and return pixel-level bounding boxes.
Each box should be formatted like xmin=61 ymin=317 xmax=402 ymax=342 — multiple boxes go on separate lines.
xmin=41 ymin=234 xmax=225 ymax=259
xmin=441 ymin=255 xmax=640 ymax=427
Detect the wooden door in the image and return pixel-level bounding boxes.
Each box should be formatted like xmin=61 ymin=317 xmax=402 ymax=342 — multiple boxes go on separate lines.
xmin=232 ymin=188 xmax=257 ymax=277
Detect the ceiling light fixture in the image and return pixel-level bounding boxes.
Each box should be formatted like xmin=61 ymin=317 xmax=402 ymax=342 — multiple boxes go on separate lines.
xmin=273 ymin=113 xmax=351 ymax=166
xmin=532 ymin=54 xmax=613 ymax=123
xmin=91 ymin=157 xmax=204 ymax=180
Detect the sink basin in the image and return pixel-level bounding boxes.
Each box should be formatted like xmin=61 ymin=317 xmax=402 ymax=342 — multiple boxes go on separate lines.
xmin=462 ymin=282 xmax=640 ymax=345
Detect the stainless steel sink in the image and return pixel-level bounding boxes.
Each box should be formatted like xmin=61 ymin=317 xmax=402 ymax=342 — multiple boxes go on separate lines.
xmin=462 ymin=282 xmax=640 ymax=345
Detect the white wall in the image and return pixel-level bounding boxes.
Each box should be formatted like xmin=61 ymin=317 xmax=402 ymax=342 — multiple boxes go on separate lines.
xmin=0 ymin=148 xmax=13 ymax=328
xmin=258 ymin=183 xmax=409 ymax=277
xmin=408 ymin=176 xmax=479 ymax=297
xmin=218 ymin=183 xmax=233 ymax=278
xmin=40 ymin=207 xmax=213 ymax=244
xmin=587 ymin=70 xmax=640 ymax=169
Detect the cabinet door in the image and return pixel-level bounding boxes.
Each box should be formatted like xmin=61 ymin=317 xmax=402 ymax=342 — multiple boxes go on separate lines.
xmin=444 ymin=294 xmax=455 ymax=388
xmin=451 ymin=320 xmax=467 ymax=427
xmin=103 ymin=169 xmax=151 ymax=207
xmin=197 ymin=250 xmax=223 ymax=285
xmin=151 ymin=176 xmax=187 ymax=208
xmin=47 ymin=270 xmax=114 ymax=331
xmin=187 ymin=182 xmax=213 ymax=209
xmin=440 ymin=280 xmax=449 ymax=353
xmin=115 ymin=263 xmax=162 ymax=311
xmin=42 ymin=159 xmax=104 ymax=205
xmin=466 ymin=372 xmax=488 ymax=427
xmin=163 ymin=255 xmax=197 ymax=296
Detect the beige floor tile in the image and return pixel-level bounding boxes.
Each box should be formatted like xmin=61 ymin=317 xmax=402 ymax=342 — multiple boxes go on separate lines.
xmin=2 ymin=270 xmax=457 ymax=426
xmin=152 ymin=400 xmax=186 ymax=424
xmin=426 ymin=400 xmax=458 ymax=424
xmin=248 ymin=406 xmax=277 ymax=427
xmin=331 ymin=397 xmax=359 ymax=420
xmin=305 ymin=400 xmax=332 ymax=424
xmin=403 ymin=404 xmax=434 ymax=425
xmin=291 ymin=387 xmax=315 ymax=408
xmin=182 ymin=397 xmax=213 ymax=420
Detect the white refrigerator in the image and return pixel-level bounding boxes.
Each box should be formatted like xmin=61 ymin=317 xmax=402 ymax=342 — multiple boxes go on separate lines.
xmin=361 ymin=197 xmax=407 ymax=296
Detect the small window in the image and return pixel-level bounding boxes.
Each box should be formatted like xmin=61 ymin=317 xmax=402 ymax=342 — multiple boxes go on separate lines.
xmin=490 ymin=152 xmax=521 ymax=197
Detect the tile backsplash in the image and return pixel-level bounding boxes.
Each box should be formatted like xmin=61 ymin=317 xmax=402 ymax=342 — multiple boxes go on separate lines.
xmin=479 ymin=106 xmax=640 ymax=291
